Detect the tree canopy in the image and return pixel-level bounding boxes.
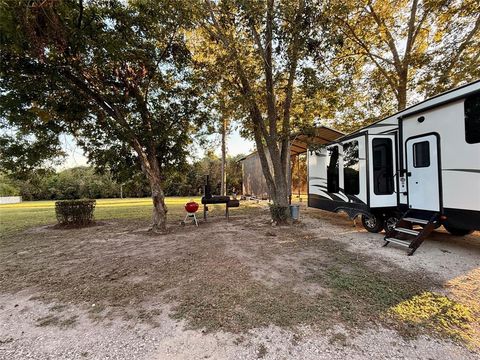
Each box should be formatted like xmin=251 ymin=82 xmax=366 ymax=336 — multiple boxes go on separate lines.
xmin=328 ymin=0 xmax=480 ymax=111
xmin=0 ymin=0 xmax=210 ymax=231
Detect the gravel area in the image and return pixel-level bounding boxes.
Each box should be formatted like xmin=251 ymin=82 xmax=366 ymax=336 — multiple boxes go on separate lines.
xmin=1 ymin=291 xmax=476 ymax=360
xmin=301 ymin=206 xmax=480 ymax=283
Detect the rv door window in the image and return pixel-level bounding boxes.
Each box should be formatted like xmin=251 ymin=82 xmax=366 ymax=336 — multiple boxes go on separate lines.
xmin=372 ymin=138 xmax=394 ymax=195
xmin=413 ymin=141 xmax=430 ymax=168
xmin=327 ymin=146 xmax=339 ymax=193
xmin=343 ymin=141 xmax=359 ymax=195
xmin=465 ymin=94 xmax=480 ymax=144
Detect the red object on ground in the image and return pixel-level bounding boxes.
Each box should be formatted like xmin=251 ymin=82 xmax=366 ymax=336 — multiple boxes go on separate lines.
xmin=185 ymin=201 xmax=199 ymax=213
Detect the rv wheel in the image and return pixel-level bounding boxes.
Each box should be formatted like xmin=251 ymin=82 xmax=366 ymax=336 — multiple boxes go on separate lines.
xmin=384 ymin=216 xmax=399 ymax=232
xmin=443 ymin=224 xmax=474 ymax=236
xmin=362 ymin=214 xmax=384 ymax=233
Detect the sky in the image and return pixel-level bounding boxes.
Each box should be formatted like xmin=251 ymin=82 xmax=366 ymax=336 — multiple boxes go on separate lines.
xmin=57 ymin=128 xmax=256 ymax=170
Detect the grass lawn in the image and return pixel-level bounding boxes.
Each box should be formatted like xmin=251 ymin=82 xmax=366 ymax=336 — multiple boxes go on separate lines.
xmin=0 ymin=197 xmax=237 ymax=236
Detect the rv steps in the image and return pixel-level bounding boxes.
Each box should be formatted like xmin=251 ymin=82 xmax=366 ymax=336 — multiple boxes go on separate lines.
xmin=402 ymin=217 xmax=429 ymax=225
xmin=384 ymin=211 xmax=440 ymax=256
xmin=384 ymin=238 xmax=411 ymax=247
xmin=394 ymin=227 xmax=419 ymax=236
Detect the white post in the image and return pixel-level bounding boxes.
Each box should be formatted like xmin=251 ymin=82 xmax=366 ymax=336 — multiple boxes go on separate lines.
xmin=220 ymin=117 xmax=227 ymax=196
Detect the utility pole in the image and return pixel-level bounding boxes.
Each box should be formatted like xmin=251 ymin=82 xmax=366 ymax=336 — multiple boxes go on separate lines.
xmin=220 ymin=116 xmax=227 ymax=196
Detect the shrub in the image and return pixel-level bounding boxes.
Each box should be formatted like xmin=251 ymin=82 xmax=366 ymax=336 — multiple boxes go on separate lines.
xmin=0 ymin=182 xmax=19 ymax=196
xmin=55 ymin=199 xmax=96 ymax=226
xmin=269 ymin=204 xmax=290 ymax=224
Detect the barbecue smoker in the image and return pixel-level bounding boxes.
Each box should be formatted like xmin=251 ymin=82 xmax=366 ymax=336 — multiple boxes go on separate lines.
xmin=201 ymin=175 xmax=239 ymax=220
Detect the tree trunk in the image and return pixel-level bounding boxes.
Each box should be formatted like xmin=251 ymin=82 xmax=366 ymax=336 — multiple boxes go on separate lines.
xmin=220 ymin=116 xmax=227 ymax=196
xmin=149 ymin=173 xmax=168 ymax=233
xmin=269 ymin=177 xmax=290 ymax=223
xmin=287 ymin=146 xmax=292 ymax=204
xmin=397 ymin=70 xmax=408 ymax=110
xmin=134 ymin=142 xmax=168 ymax=233
xmin=397 ymin=86 xmax=407 ymax=111
xmin=265 ymin=143 xmax=291 ymax=223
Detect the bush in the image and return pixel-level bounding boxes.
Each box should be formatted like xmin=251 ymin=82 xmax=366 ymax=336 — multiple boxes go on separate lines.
xmin=55 ymin=199 xmax=96 ymax=226
xmin=0 ymin=182 xmax=19 ymax=196
xmin=269 ymin=204 xmax=290 ymax=224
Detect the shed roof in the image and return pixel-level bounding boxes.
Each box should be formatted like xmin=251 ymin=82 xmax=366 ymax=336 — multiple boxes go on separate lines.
xmin=289 ymin=126 xmax=344 ymax=155
xmin=238 ymin=125 xmax=344 ymax=161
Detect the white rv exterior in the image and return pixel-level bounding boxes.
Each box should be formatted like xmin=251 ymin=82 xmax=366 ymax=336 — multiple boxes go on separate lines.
xmin=308 ymin=80 xmax=480 ymax=238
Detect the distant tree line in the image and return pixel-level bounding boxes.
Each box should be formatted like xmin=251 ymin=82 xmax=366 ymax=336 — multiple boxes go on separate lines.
xmin=164 ymin=152 xmax=244 ymax=198
xmin=1 ymin=167 xmax=126 ymax=200
xmin=0 ymin=154 xmax=244 ymax=200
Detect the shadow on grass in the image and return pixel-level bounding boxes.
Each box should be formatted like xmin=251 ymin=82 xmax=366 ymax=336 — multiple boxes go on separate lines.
xmin=172 ymin=234 xmax=477 ymax=349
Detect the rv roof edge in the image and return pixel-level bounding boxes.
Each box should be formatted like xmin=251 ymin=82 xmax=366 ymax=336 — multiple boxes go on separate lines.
xmin=339 ymin=79 xmax=480 ymax=141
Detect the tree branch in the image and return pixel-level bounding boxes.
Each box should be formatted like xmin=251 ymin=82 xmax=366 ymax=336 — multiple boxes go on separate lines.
xmin=281 ymin=0 xmax=305 ymax=168
xmin=337 ymin=17 xmax=398 ymax=96
xmin=410 ymin=5 xmax=431 ymax=52
xmin=59 ymin=66 xmax=141 ymax=150
xmin=404 ymin=0 xmax=418 ymax=63
xmin=264 ymin=0 xmax=277 ymax=142
xmin=77 ymin=0 xmax=83 ymax=29
xmin=439 ymin=13 xmax=480 ymax=82
xmin=366 ymin=3 xmax=402 ymax=73
xmin=203 ymin=0 xmax=272 ymax=144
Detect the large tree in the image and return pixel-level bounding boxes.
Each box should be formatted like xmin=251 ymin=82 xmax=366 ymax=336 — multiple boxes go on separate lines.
xmin=193 ymin=0 xmax=331 ymax=221
xmin=331 ymin=0 xmax=480 ymax=110
xmin=0 ymin=0 xmax=208 ymax=231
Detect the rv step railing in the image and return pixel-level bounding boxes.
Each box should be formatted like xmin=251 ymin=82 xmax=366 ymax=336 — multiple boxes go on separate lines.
xmin=383 ymin=211 xmax=440 ymax=256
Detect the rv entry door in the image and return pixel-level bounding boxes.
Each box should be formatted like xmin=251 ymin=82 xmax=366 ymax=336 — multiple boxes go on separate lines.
xmin=406 ymin=134 xmax=440 ymax=212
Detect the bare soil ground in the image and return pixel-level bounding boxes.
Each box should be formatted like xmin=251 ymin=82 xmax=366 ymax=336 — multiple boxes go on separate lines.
xmin=1 ymin=202 xmax=479 ymax=359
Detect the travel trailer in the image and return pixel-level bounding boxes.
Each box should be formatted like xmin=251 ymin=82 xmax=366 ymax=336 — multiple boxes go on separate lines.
xmin=308 ymin=80 xmax=480 ymax=255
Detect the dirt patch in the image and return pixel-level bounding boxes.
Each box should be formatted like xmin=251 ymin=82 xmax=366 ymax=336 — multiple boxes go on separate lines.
xmin=1 ymin=204 xmax=479 ymax=357
xmin=256 ymin=343 xmax=268 ymax=358
xmin=51 ymin=221 xmax=106 ymax=230
xmin=0 ymin=209 xmax=427 ymax=330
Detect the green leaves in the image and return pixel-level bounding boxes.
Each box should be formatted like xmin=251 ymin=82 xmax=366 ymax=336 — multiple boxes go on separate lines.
xmin=0 ymin=0 xmax=210 ymax=181
xmin=328 ymin=0 xmax=480 ymax=112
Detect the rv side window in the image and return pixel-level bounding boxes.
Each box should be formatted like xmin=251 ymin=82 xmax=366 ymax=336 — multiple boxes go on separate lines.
xmin=372 ymin=138 xmax=394 ymax=195
xmin=413 ymin=141 xmax=430 ymax=168
xmin=327 ymin=146 xmax=339 ymax=193
xmin=343 ymin=141 xmax=359 ymax=195
xmin=465 ymin=94 xmax=480 ymax=144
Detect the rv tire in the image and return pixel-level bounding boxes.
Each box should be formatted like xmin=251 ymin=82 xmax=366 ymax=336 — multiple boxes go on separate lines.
xmin=362 ymin=214 xmax=384 ymax=233
xmin=384 ymin=215 xmax=399 ymax=232
xmin=443 ymin=224 xmax=474 ymax=236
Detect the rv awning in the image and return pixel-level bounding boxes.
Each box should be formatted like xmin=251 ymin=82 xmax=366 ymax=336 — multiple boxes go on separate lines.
xmin=289 ymin=126 xmax=344 ymax=155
